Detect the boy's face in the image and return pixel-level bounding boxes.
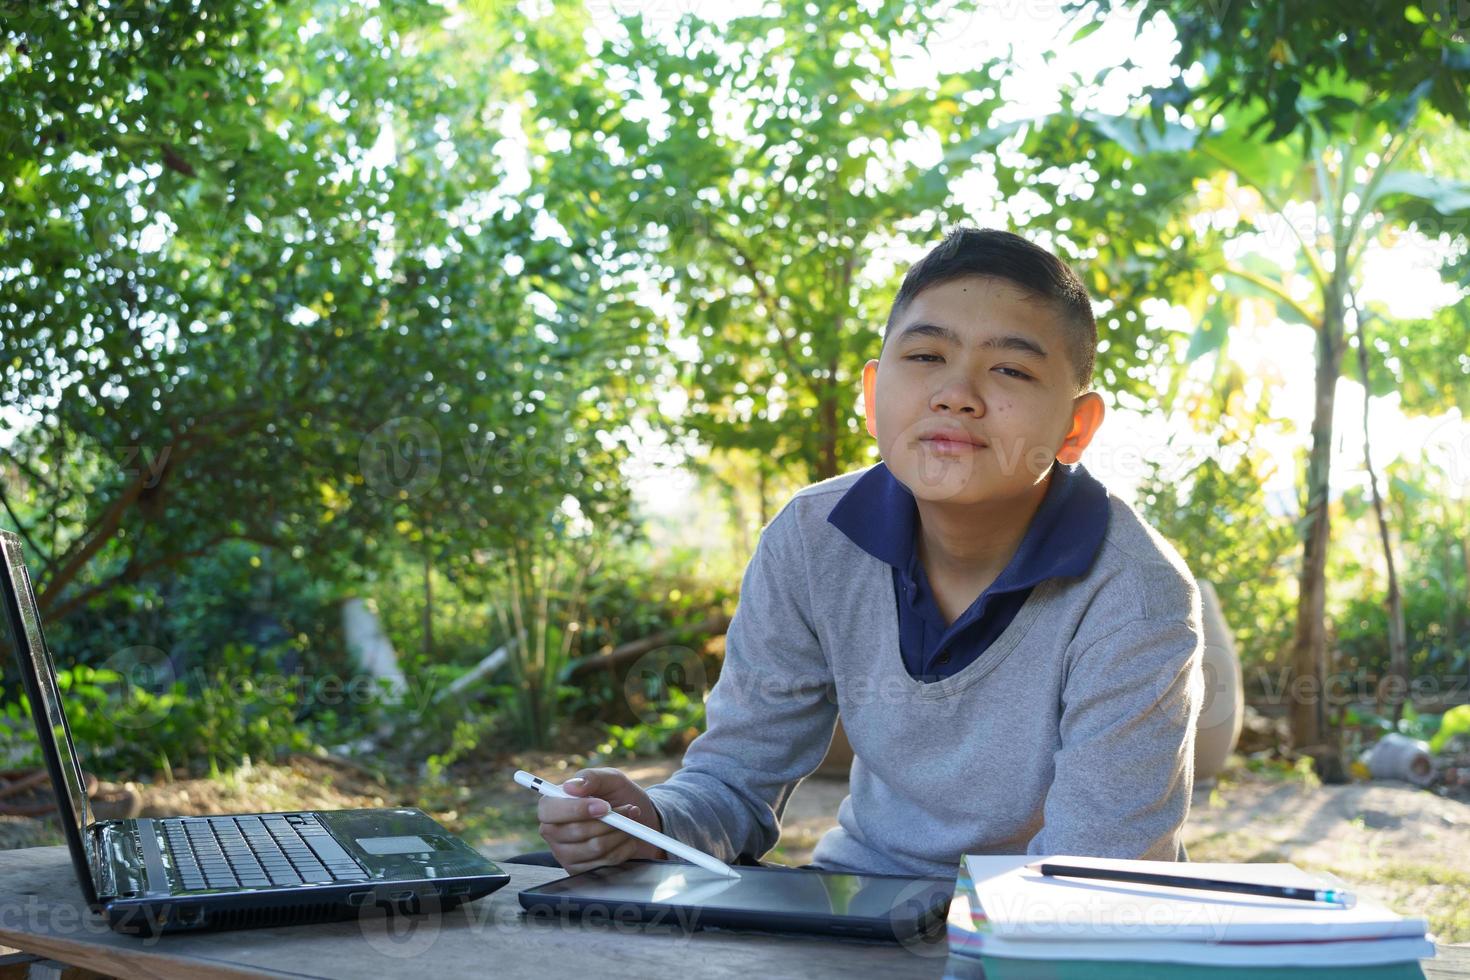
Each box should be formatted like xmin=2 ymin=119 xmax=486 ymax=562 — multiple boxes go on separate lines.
xmin=861 ymin=275 xmax=1104 ymax=508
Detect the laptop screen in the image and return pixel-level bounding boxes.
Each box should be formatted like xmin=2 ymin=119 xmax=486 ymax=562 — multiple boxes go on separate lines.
xmin=0 ymin=530 xmax=99 ymax=904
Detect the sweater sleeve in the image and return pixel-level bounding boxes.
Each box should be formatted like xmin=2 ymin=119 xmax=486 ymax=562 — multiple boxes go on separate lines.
xmin=644 ymin=504 xmax=838 ymax=863
xmin=1027 ymin=613 xmax=1204 ymax=861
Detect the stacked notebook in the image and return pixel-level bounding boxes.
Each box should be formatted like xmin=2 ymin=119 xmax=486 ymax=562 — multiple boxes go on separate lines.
xmin=945 ymin=855 xmax=1435 ymax=979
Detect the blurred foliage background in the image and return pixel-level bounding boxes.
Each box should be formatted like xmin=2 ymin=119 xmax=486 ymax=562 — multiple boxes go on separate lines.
xmin=1 ymin=0 xmax=1468 ymax=789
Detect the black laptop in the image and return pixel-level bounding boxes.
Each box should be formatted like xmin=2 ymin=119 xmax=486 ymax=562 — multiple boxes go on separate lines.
xmin=0 ymin=528 xmax=510 ymax=936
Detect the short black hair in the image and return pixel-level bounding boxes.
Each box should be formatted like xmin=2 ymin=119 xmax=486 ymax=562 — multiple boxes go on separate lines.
xmin=884 ymin=227 xmax=1097 ymax=393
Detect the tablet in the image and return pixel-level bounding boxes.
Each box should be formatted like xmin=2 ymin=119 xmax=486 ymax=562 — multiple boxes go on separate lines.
xmin=517 ymin=858 xmax=955 ymax=942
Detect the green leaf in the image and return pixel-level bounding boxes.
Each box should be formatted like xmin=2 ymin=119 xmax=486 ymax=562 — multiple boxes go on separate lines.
xmin=1430 ymin=704 xmax=1470 ymax=753
xmin=1367 ymin=171 xmax=1470 ymax=216
xmin=1187 ymin=301 xmax=1230 ymax=362
xmin=1083 ymin=111 xmax=1200 ymax=156
xmin=1070 ymin=19 xmax=1104 ymax=43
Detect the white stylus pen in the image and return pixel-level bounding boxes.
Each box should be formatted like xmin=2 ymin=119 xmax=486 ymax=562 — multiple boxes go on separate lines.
xmin=513 ymin=769 xmax=741 ymax=880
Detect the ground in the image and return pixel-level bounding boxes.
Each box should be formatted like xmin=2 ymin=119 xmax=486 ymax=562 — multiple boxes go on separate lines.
xmin=1184 ymin=763 xmax=1470 ymax=944
xmin=4 ymin=751 xmax=1467 ymax=943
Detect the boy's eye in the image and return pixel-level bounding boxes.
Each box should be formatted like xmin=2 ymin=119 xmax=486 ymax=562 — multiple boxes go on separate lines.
xmin=904 ymin=354 xmax=1032 ymax=381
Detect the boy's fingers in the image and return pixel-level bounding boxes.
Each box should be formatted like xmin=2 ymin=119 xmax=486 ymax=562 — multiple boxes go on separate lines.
xmin=562 ymin=770 xmax=599 ymax=795
xmin=537 ymin=795 xmax=615 ymax=822
xmin=542 ymin=810 xmax=625 ymax=845
xmin=541 ymin=805 xmax=639 ymax=845
xmin=602 ymin=831 xmax=639 ymax=862
xmin=563 ymin=767 xmax=621 ymax=797
xmin=561 ymin=832 xmax=633 ymax=870
xmin=543 ymin=820 xmax=615 ymax=846
xmin=556 ymin=839 xmax=605 ymax=870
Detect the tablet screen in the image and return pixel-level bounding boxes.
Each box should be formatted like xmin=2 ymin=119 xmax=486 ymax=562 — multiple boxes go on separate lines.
xmin=524 ymin=860 xmax=954 ymax=929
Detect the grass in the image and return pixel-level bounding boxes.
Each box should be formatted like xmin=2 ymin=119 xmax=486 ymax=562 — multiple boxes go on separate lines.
xmin=415 ymin=777 xmax=542 ymax=847
xmin=1364 ymin=864 xmax=1470 ymax=945
xmin=1184 ymin=828 xmax=1291 ymax=865
xmin=1184 ymin=828 xmax=1470 ymax=943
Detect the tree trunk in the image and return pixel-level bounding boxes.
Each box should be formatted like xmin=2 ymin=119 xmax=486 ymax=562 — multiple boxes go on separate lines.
xmin=814 ymin=255 xmax=857 ymax=484
xmin=1462 ymin=526 xmax=1470 ymax=620
xmin=1445 ymin=532 xmax=1460 ymax=653
xmin=1288 ymin=285 xmax=1347 ymax=753
xmin=817 ymin=378 xmax=839 ymax=482
xmin=757 ymin=460 xmax=769 ymax=530
xmin=1355 ymin=312 xmax=1409 ymax=724
xmin=423 ymin=535 xmax=434 ymax=659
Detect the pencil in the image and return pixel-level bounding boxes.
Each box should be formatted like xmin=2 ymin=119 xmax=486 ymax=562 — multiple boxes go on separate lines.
xmin=1026 ymin=862 xmax=1356 ymax=908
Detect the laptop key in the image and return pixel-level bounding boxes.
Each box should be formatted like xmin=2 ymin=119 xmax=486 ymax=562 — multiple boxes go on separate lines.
xmin=301 ymin=835 xmax=358 ymax=868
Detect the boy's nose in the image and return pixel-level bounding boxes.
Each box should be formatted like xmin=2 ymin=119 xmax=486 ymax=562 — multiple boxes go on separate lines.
xmin=930 ymin=386 xmax=985 ymax=415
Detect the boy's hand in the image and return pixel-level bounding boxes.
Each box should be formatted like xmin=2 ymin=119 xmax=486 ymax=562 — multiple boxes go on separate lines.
xmin=536 ymin=767 xmax=669 ymax=875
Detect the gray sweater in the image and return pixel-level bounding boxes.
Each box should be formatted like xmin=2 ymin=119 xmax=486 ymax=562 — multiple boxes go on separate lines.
xmin=644 ymin=464 xmax=1204 ymax=877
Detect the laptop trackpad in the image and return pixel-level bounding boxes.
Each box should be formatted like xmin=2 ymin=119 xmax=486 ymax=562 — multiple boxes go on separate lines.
xmin=356 ymin=835 xmax=435 ymax=856
xmin=316 ymin=809 xmax=499 ymax=878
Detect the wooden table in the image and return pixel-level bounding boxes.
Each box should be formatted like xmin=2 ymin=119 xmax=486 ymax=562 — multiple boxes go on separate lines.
xmin=0 ymin=847 xmax=1464 ymax=979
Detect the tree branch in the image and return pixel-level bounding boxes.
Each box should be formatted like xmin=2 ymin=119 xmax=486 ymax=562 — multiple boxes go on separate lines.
xmin=43 ymin=530 xmax=284 ymax=623
xmin=38 ymin=412 xmax=262 ymax=609
xmin=704 ymin=225 xmax=813 ymax=395
xmin=1198 ymin=142 xmax=1329 ymax=292
xmin=37 ymin=467 xmax=154 ymax=609
xmin=1218 ymin=263 xmax=1321 ymax=327
xmin=1 ymin=446 xmax=62 ymax=500
xmin=0 ymin=478 xmax=43 ymax=557
xmin=560 ymin=612 xmax=732 ymax=681
xmin=1345 ymin=131 xmax=1419 ymax=274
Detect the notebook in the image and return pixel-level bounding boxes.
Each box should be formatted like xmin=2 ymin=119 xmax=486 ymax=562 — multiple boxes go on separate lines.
xmin=966 ymin=855 xmax=1430 ymax=944
xmin=952 ymin=852 xmax=1434 ymax=969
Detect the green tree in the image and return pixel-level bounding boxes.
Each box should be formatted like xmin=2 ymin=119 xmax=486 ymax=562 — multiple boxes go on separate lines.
xmin=1016 ymin=4 xmax=1470 ymax=754
xmin=1137 ymin=435 xmax=1298 ymax=686
xmin=511 ymin=0 xmax=1027 ymax=487
xmin=0 ymin=0 xmax=650 ymax=627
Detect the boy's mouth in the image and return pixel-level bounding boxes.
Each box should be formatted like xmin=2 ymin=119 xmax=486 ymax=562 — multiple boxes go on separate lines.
xmin=920 ymin=437 xmax=985 ymax=454
xmin=917 ymin=428 xmax=988 ymax=451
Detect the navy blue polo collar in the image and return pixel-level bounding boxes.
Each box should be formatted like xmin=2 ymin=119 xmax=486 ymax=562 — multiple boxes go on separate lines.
xmin=827 ymin=459 xmax=1111 ymax=593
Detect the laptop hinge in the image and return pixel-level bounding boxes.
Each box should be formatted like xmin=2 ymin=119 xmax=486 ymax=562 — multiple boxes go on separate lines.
xmin=132 ymin=818 xmax=171 ymax=897
xmin=90 ymin=823 xmax=116 ymax=901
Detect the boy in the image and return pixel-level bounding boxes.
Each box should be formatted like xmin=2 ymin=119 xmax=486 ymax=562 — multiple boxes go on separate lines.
xmin=531 ymin=227 xmax=1203 ymax=877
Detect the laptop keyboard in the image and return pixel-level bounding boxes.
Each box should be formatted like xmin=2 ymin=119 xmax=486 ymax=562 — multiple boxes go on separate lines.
xmin=163 ymin=813 xmax=369 ymax=891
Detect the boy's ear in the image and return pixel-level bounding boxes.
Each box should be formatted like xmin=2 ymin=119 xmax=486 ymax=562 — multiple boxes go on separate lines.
xmin=862 ymin=359 xmax=879 ymax=439
xmin=1057 ymin=391 xmax=1105 ymax=465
